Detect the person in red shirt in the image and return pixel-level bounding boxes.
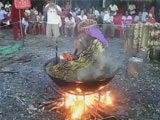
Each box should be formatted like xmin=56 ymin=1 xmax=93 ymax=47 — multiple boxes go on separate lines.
xmin=146 ymin=13 xmax=156 ymax=24
xmin=10 ymin=4 xmax=26 ymax=40
xmin=149 ymin=6 xmax=155 ymax=15
xmin=65 ymin=2 xmax=71 ymax=15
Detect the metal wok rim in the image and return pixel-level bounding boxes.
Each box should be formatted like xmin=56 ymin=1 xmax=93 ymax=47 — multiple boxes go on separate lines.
xmin=44 ymin=58 xmax=118 ymax=83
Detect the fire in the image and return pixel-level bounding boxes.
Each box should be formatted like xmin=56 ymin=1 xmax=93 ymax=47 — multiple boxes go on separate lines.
xmin=100 ymin=91 xmax=112 ymax=105
xmin=106 ymin=91 xmax=112 ymax=105
xmin=64 ymin=89 xmax=113 ymax=119
xmin=44 ymin=87 xmax=114 ymax=120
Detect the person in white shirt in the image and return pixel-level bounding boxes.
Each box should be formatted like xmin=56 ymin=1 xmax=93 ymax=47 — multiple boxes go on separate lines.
xmin=109 ymin=3 xmax=118 ymax=16
xmin=44 ymin=0 xmax=62 ymax=46
xmin=128 ymin=2 xmax=136 ymax=15
xmin=134 ymin=11 xmax=143 ymax=23
xmin=78 ymin=10 xmax=87 ymax=21
xmin=4 ymin=1 xmax=11 ymax=10
xmin=32 ymin=7 xmax=38 ymax=16
xmin=141 ymin=8 xmax=148 ymax=23
xmin=36 ymin=12 xmax=45 ymax=35
xmin=64 ymin=13 xmax=76 ymax=37
xmin=103 ymin=9 xmax=115 ymax=38
xmin=93 ymin=7 xmax=100 ymax=20
xmin=0 ymin=2 xmax=3 ymax=10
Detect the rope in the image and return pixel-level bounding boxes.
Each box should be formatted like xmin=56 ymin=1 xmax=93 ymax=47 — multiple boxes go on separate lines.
xmin=1 ymin=20 xmax=157 ymax=29
xmin=0 ymin=21 xmax=21 ymax=28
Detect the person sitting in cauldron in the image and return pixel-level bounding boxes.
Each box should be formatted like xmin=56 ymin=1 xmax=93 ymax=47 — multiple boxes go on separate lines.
xmin=49 ymin=19 xmax=108 ymax=81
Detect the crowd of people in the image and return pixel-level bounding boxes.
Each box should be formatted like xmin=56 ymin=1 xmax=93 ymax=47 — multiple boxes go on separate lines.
xmin=0 ymin=0 xmax=157 ymax=40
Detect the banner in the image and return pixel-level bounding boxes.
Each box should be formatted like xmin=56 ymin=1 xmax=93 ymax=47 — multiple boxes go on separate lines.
xmin=14 ymin=0 xmax=31 ymax=9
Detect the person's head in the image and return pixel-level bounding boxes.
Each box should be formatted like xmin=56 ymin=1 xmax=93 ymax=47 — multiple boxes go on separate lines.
xmin=30 ymin=10 xmax=35 ymax=15
xmin=89 ymin=8 xmax=93 ymax=13
xmin=129 ymin=1 xmax=134 ymax=4
xmin=33 ymin=7 xmax=37 ymax=10
xmin=67 ymin=13 xmax=72 ymax=19
xmin=142 ymin=8 xmax=146 ymax=12
xmin=125 ymin=11 xmax=129 ymax=16
xmin=72 ymin=12 xmax=76 ymax=17
xmin=149 ymin=13 xmax=153 ymax=18
xmin=111 ymin=1 xmax=115 ymax=5
xmin=66 ymin=2 xmax=70 ymax=5
xmin=81 ymin=10 xmax=85 ymax=16
xmin=48 ymin=0 xmax=54 ymax=4
xmin=77 ymin=19 xmax=97 ymax=34
xmin=138 ymin=11 xmax=142 ymax=16
xmin=39 ymin=12 xmax=42 ymax=16
xmin=104 ymin=9 xmax=109 ymax=14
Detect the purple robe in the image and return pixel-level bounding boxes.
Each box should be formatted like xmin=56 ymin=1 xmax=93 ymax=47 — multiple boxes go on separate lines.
xmin=85 ymin=27 xmax=108 ymax=45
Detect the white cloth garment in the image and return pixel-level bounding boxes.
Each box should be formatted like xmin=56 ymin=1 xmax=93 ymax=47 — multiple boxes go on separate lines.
xmin=103 ymin=11 xmax=113 ymax=23
xmin=46 ymin=5 xmax=62 ymax=27
xmin=78 ymin=15 xmax=87 ymax=21
xmin=128 ymin=4 xmax=136 ymax=15
xmin=65 ymin=17 xmax=76 ymax=28
xmin=109 ymin=4 xmax=118 ymax=15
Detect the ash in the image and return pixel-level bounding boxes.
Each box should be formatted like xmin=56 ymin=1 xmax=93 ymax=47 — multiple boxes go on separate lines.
xmin=0 ymin=29 xmax=160 ymax=120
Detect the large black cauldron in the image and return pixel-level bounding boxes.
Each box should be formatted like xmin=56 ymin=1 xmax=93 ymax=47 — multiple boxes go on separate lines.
xmin=44 ymin=58 xmax=118 ymax=94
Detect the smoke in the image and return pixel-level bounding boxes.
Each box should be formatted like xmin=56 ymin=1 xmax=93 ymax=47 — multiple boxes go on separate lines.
xmin=76 ymin=51 xmax=119 ymax=80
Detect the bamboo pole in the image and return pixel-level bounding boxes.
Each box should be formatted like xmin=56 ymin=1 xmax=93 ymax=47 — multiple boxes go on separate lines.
xmin=19 ymin=9 xmax=24 ymax=46
xmin=55 ymin=0 xmax=58 ymax=62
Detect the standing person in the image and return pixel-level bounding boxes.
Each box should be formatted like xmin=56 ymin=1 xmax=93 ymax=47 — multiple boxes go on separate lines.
xmin=122 ymin=11 xmax=132 ymax=39
xmin=141 ymin=8 xmax=148 ymax=23
xmin=65 ymin=2 xmax=71 ymax=15
xmin=109 ymin=2 xmax=118 ymax=16
xmin=103 ymin=9 xmax=115 ymax=38
xmin=64 ymin=13 xmax=76 ymax=37
xmin=10 ymin=4 xmax=26 ymax=40
xmin=128 ymin=2 xmax=136 ymax=15
xmin=44 ymin=0 xmax=62 ymax=46
xmin=93 ymin=7 xmax=100 ymax=20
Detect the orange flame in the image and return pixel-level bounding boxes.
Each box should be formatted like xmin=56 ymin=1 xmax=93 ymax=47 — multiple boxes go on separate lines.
xmin=64 ymin=88 xmax=113 ymax=119
xmin=106 ymin=91 xmax=112 ymax=105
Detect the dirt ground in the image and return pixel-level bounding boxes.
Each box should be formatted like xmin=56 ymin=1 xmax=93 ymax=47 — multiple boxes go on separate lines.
xmin=0 ymin=29 xmax=160 ymax=120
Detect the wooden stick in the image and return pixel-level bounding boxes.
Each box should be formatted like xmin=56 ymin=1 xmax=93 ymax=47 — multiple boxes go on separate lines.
xmin=55 ymin=37 xmax=58 ymax=62
xmin=19 ymin=9 xmax=24 ymax=46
